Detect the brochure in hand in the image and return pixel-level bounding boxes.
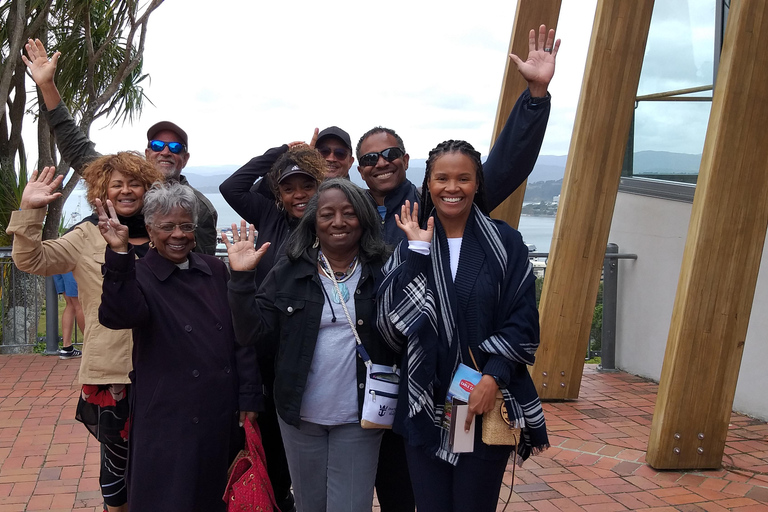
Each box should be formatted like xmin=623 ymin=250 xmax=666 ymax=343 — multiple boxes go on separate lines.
xmin=443 ymin=364 xmax=483 ymax=453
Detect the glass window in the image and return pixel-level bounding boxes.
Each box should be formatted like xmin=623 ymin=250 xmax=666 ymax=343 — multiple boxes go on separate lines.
xmin=622 ymin=0 xmax=727 ymax=187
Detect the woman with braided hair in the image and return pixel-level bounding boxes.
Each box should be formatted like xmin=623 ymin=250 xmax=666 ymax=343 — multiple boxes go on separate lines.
xmin=377 ymin=140 xmax=548 ymax=512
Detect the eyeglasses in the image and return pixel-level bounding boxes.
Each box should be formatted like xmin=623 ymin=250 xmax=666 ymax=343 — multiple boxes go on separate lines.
xmin=148 ymin=140 xmax=186 ymax=154
xmin=317 ymin=147 xmax=350 ymax=160
xmin=153 ymin=222 xmax=197 ymax=233
xmin=358 ymin=147 xmax=404 ymax=167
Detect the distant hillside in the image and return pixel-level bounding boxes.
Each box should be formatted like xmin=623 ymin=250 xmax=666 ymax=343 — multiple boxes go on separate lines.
xmin=183 ymin=150 xmax=701 ymax=194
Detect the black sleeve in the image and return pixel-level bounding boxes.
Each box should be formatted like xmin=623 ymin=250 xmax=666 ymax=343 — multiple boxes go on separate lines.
xmin=219 ymin=145 xmax=289 ymax=228
xmin=483 ymin=90 xmax=551 ymax=211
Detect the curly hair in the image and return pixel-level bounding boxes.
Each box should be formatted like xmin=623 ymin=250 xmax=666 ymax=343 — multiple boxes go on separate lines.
xmin=355 ymin=127 xmax=406 ymax=159
xmin=81 ymin=151 xmax=164 ymax=209
xmin=268 ymin=146 xmax=326 ymax=205
xmin=286 ymin=178 xmax=390 ymax=265
xmin=419 ymin=140 xmax=488 ymax=226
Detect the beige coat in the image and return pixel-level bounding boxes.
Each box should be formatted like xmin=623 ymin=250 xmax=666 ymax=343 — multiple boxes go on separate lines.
xmin=7 ymin=209 xmax=132 ymax=384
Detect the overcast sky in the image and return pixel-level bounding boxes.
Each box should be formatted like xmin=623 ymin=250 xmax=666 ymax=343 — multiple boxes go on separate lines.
xmin=21 ymin=0 xmax=718 ymax=171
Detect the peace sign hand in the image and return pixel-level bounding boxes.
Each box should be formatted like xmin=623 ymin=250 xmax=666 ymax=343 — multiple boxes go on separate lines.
xmin=221 ymin=220 xmax=271 ymax=272
xmin=19 ymin=167 xmax=64 ymax=210
xmin=394 ymin=200 xmax=434 ymax=243
xmin=95 ymin=199 xmax=129 ymax=253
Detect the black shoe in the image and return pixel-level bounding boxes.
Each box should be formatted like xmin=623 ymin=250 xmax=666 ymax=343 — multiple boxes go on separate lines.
xmin=59 ymin=347 xmax=82 ymax=359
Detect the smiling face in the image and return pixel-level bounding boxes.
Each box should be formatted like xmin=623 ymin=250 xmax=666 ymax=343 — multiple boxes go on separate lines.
xmin=278 ymin=174 xmax=318 ymax=219
xmin=316 ymin=137 xmax=355 ymax=179
xmin=315 ymin=188 xmax=362 ymax=257
xmin=147 ymin=206 xmax=196 ymax=263
xmin=428 ymin=152 xmax=478 ymax=233
xmin=106 ymin=169 xmax=146 ymax=217
xmin=144 ymin=129 xmax=190 ymax=180
xmin=357 ymin=132 xmax=409 ymax=205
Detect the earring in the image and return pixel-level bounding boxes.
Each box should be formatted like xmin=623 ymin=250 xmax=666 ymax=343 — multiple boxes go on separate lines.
xmin=149 ymin=241 xmax=155 ymax=249
xmin=312 ymin=236 xmax=319 ymax=249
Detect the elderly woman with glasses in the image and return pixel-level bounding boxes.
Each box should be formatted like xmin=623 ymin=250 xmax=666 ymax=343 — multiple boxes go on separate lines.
xmin=97 ymin=182 xmax=264 ymax=512
xmin=225 ymin=179 xmax=397 ymax=512
xmin=7 ymin=155 xmax=163 ymax=512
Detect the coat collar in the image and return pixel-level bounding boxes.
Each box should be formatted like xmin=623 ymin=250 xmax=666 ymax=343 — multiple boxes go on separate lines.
xmin=143 ymin=247 xmax=213 ymax=282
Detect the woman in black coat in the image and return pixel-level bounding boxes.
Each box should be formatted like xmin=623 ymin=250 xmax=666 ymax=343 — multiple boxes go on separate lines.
xmin=226 ymin=179 xmax=397 ymax=512
xmin=98 ymin=182 xmax=264 ymax=512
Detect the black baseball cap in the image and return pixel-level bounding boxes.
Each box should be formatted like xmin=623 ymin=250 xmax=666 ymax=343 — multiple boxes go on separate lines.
xmin=316 ymin=126 xmax=352 ymax=151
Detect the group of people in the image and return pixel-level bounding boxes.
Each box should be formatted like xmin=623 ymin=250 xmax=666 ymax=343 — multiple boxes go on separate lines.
xmin=8 ymin=24 xmax=559 ymax=512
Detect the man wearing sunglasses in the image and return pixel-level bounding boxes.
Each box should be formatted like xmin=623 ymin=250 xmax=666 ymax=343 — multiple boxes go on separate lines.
xmin=315 ymin=126 xmax=355 ymax=179
xmin=22 ymin=39 xmax=218 ymax=256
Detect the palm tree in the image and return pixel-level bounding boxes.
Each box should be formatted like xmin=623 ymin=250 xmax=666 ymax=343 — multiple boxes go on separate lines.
xmin=0 ymin=0 xmax=164 ymax=351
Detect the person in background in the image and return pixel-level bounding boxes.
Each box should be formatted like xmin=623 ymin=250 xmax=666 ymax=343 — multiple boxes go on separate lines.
xmin=22 ymin=38 xmax=218 ymax=255
xmin=355 ymin=24 xmax=560 ymax=512
xmin=97 ymin=182 xmax=263 ymax=512
xmin=7 ymin=156 xmax=164 ymax=512
xmin=315 ymin=126 xmax=356 ymax=179
xmin=226 ymin=179 xmax=396 ymax=512
xmin=220 ymin=145 xmax=326 ymax=512
xmin=377 ymin=140 xmax=548 ymax=512
xmin=52 ymin=271 xmax=85 ymax=359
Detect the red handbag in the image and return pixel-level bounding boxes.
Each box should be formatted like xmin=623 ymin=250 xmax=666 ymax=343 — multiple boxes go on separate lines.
xmin=223 ymin=419 xmax=279 ymax=512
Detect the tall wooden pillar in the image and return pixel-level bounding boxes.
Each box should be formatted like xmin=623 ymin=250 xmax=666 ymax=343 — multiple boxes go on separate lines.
xmin=532 ymin=0 xmax=655 ymax=399
xmin=647 ymin=1 xmax=768 ymax=470
xmin=489 ymin=0 xmax=562 ymax=229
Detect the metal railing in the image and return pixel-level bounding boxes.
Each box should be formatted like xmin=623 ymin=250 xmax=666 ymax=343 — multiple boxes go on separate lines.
xmin=527 ymin=244 xmax=637 ymax=371
xmin=0 ymin=248 xmax=47 ymax=354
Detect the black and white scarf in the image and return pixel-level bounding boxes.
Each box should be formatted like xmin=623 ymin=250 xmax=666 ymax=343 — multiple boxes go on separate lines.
xmin=378 ymin=204 xmax=548 ymax=464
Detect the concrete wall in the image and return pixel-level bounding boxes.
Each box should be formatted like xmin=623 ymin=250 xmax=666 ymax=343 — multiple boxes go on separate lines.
xmin=608 ymin=191 xmax=768 ymax=421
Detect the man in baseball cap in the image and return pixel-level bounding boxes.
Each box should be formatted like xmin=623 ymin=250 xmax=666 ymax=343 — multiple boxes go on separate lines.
xmin=314 ymin=126 xmax=355 ymax=179
xmin=144 ymin=120 xmax=218 ymax=255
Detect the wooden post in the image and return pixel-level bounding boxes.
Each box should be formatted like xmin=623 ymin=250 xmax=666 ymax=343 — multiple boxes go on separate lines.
xmin=647 ymin=1 xmax=768 ymax=469
xmin=489 ymin=0 xmax=562 ymax=229
xmin=532 ymin=0 xmax=655 ymax=399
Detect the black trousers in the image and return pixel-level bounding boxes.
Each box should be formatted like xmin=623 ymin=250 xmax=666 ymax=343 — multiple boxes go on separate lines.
xmin=374 ymin=430 xmax=415 ymax=512
xmin=404 ymin=443 xmax=508 ymax=512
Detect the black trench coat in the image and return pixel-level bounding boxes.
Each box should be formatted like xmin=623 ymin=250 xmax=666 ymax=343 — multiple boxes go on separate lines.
xmin=99 ymin=247 xmax=263 ymax=512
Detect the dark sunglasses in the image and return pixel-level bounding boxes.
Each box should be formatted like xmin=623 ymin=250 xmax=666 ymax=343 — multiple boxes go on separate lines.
xmin=148 ymin=140 xmax=186 ymax=154
xmin=317 ymin=147 xmax=350 ymax=160
xmin=358 ymin=147 xmax=404 ymax=167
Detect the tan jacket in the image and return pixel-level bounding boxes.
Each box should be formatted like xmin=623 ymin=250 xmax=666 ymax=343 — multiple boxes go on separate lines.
xmin=7 ymin=209 xmax=132 ymax=384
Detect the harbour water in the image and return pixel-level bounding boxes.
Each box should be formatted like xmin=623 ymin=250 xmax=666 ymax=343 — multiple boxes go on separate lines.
xmin=63 ymin=190 xmax=556 ymax=252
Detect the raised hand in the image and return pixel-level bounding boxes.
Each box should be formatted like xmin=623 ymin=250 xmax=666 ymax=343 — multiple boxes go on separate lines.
xmin=21 ymin=38 xmax=59 ymax=88
xmin=221 ymin=221 xmax=271 ymax=271
xmin=394 ymin=200 xmax=434 ymax=243
xmin=509 ymin=24 xmax=560 ymax=98
xmin=95 ymin=198 xmax=129 ymax=253
xmin=19 ymin=167 xmax=63 ymax=210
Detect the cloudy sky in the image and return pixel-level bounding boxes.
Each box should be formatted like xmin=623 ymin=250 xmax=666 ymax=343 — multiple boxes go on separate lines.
xmin=22 ymin=0 xmax=717 ymax=171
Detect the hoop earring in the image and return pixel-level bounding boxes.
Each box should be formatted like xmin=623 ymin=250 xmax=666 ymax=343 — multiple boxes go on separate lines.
xmin=275 ymin=199 xmax=285 ymax=212
xmin=149 ymin=241 xmax=155 ymax=249
xmin=312 ymin=236 xmax=319 ymax=249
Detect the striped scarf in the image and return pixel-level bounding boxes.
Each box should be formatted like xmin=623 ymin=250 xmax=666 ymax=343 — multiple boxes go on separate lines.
xmin=378 ymin=204 xmax=548 ymax=464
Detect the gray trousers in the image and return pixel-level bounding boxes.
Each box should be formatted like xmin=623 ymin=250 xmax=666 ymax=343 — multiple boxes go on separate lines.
xmin=278 ymin=417 xmax=383 ymax=512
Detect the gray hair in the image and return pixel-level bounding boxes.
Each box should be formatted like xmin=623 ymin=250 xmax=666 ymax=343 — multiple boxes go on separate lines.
xmin=142 ymin=181 xmax=199 ymax=225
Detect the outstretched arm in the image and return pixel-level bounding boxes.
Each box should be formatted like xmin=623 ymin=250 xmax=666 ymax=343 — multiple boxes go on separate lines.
xmin=24 ymin=39 xmax=101 ymax=173
xmin=22 ymin=39 xmax=62 ymax=111
xmin=483 ymin=25 xmax=560 ymax=211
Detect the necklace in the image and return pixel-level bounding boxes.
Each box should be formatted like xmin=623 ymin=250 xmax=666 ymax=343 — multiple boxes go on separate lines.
xmin=318 ymin=251 xmax=358 ymax=303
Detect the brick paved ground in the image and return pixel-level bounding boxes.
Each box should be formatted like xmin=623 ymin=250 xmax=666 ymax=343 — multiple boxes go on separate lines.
xmin=1 ymin=355 xmax=767 ymax=511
